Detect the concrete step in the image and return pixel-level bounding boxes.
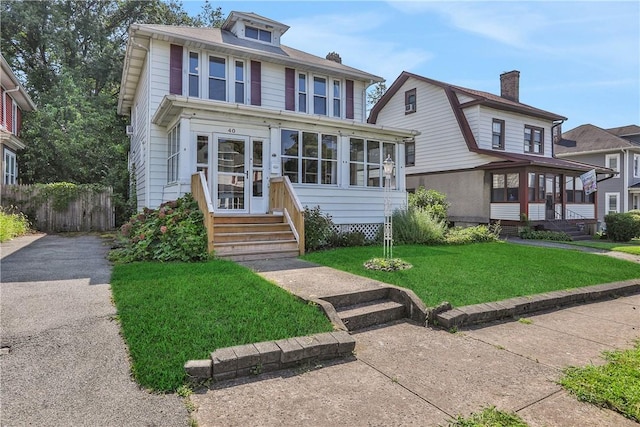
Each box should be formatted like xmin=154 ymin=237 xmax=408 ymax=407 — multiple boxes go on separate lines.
xmin=320 ymin=288 xmax=391 ymax=309
xmin=337 ymin=300 xmax=406 ymax=331
xmin=214 ymin=231 xmax=295 ymax=243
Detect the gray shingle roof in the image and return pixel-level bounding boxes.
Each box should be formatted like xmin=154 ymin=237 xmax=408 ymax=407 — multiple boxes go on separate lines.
xmin=557 ymin=124 xmax=636 ymax=154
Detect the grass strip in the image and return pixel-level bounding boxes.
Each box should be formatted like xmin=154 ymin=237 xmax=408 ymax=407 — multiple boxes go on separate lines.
xmin=563 ymin=240 xmax=640 ymax=255
xmin=110 ymin=259 xmax=333 ymax=392
xmin=447 ymin=406 xmax=528 ymax=426
xmin=560 ymin=342 xmax=640 ymax=422
xmin=302 ymin=242 xmax=640 ymax=307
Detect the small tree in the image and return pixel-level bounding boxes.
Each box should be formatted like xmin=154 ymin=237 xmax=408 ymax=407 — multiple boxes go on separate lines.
xmin=409 ymin=187 xmax=450 ymax=224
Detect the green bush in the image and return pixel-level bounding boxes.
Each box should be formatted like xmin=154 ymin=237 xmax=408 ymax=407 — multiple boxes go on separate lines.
xmin=303 ymin=205 xmax=336 ymax=252
xmin=0 ymin=207 xmax=31 ymax=242
xmin=108 ymin=194 xmax=208 ymax=263
xmin=328 ymin=231 xmax=368 ymax=248
xmin=519 ymin=228 xmax=572 ymax=242
xmin=446 ymin=223 xmax=502 ymax=245
xmin=409 ymin=187 xmax=449 ymax=223
xmin=388 ymin=207 xmax=446 ymax=245
xmin=605 ymin=212 xmax=640 ymax=242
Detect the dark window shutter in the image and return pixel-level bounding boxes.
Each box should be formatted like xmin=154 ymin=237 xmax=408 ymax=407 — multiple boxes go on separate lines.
xmin=169 ymin=44 xmax=183 ymax=95
xmin=250 ymin=61 xmax=261 ymax=106
xmin=346 ymin=80 xmax=354 ymax=119
xmin=285 ymin=67 xmax=295 ymax=111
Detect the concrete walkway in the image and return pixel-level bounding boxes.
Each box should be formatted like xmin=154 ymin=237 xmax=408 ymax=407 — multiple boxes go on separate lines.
xmin=0 ymin=234 xmax=188 ymax=427
xmin=192 ymin=253 xmax=640 ymax=426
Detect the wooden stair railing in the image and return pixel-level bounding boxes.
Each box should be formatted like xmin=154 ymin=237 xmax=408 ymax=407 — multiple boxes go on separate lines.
xmin=269 ymin=176 xmax=305 ymax=255
xmin=191 ymin=172 xmax=215 ymax=254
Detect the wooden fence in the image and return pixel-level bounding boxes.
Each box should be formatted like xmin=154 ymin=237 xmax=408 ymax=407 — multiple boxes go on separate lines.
xmin=0 ymin=184 xmax=115 ymax=232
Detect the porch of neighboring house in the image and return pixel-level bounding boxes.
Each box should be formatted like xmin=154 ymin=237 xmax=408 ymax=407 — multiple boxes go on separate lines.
xmin=489 ymin=168 xmax=597 ymax=239
xmin=191 ymin=173 xmax=304 ymax=261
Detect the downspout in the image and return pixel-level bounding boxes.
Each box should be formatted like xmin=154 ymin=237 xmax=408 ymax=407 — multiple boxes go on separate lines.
xmin=551 ymin=119 xmax=565 ymax=157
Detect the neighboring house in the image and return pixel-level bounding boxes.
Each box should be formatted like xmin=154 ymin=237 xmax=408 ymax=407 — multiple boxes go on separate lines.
xmin=369 ymin=70 xmax=611 ymax=233
xmin=117 ymin=11 xmax=416 ymax=258
xmin=1 ymin=54 xmax=36 ymax=185
xmin=555 ymin=124 xmax=640 ymax=224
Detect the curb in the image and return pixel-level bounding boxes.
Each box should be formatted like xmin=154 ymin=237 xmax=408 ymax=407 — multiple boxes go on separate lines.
xmin=435 ymin=279 xmax=640 ymax=329
xmin=184 ymin=331 xmax=355 ymax=382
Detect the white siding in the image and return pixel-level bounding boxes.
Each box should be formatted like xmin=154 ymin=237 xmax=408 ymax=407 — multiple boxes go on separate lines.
xmin=490 ymin=203 xmax=520 ymax=220
xmin=150 ymin=41 xmax=170 ymax=114
xmin=566 ymin=204 xmax=595 ymax=219
xmin=474 ymin=107 xmax=553 ymax=156
xmin=375 ymin=79 xmax=495 ymax=174
xmin=261 ymin=62 xmax=284 ymax=109
xmin=527 ymin=203 xmax=546 ymax=221
xmin=131 ymin=56 xmax=149 ymax=210
xmin=294 ymin=186 xmax=407 ymax=225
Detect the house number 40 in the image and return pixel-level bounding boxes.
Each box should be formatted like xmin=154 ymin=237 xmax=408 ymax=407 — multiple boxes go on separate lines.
xmin=227 ymin=128 xmax=236 ymax=133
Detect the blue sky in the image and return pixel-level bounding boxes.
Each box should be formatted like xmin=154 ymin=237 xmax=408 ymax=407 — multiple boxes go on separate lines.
xmin=182 ymin=1 xmax=639 ymax=131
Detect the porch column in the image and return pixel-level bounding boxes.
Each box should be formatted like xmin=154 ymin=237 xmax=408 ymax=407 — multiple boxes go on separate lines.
xmin=178 ymin=116 xmax=192 ymax=185
xmin=519 ymin=169 xmax=527 ymax=221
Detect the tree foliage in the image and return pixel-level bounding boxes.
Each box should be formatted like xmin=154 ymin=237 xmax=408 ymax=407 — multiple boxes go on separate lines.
xmin=0 ymin=0 xmax=225 ymax=224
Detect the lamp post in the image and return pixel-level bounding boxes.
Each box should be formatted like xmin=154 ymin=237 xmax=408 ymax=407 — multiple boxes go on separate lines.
xmin=383 ymin=154 xmax=394 ymax=259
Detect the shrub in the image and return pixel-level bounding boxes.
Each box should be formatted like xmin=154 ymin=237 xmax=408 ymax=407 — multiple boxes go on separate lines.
xmin=303 ymin=205 xmax=336 ymax=252
xmin=389 ymin=206 xmax=446 ymax=245
xmin=0 ymin=207 xmax=31 ymax=242
xmin=519 ymin=228 xmax=572 ymax=242
xmin=409 ymin=187 xmax=450 ymax=223
xmin=328 ymin=231 xmax=367 ymax=248
xmin=108 ymin=194 xmax=208 ymax=263
xmin=446 ymin=223 xmax=502 ymax=245
xmin=605 ymin=212 xmax=640 ymax=242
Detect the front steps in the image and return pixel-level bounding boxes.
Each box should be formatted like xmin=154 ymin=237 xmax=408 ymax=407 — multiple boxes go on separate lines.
xmin=542 ymin=221 xmax=592 ymax=241
xmin=213 ymin=214 xmax=300 ymax=261
xmin=320 ymin=288 xmax=408 ymax=331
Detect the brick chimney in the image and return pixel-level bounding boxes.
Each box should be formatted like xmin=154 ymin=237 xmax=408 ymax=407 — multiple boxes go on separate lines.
xmin=500 ymin=70 xmax=520 ymax=102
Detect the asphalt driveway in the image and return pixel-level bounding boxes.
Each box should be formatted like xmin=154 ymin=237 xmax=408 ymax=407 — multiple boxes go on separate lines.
xmin=0 ymin=234 xmax=188 ymax=426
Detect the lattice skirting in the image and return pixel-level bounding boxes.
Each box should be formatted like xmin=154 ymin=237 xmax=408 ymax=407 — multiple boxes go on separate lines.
xmin=333 ymin=223 xmax=382 ymax=240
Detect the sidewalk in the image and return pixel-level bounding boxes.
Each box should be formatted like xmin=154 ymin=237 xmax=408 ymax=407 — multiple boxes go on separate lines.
xmin=192 ymin=255 xmax=640 ymax=426
xmin=0 ymin=234 xmax=189 ymax=427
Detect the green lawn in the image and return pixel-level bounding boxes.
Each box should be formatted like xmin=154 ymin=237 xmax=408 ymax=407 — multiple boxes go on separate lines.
xmin=302 ymin=242 xmax=640 ymax=307
xmin=560 ymin=342 xmax=640 ymax=422
xmin=447 ymin=406 xmax=528 ymax=427
xmin=110 ymin=260 xmax=333 ymax=392
xmin=563 ymin=239 xmax=640 ymax=255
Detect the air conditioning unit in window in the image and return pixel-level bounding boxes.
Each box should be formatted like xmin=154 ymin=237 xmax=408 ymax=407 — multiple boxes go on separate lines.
xmin=125 ymin=125 xmax=134 ymax=136
xmin=405 ymin=104 xmax=415 ymax=113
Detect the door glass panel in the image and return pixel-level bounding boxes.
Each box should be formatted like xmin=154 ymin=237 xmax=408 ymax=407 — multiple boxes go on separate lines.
xmin=218 ymin=177 xmax=244 ymax=210
xmin=252 ymin=141 xmax=263 ymax=197
xmin=217 ymin=138 xmax=246 ymax=210
xmin=196 ymin=135 xmax=209 ymax=177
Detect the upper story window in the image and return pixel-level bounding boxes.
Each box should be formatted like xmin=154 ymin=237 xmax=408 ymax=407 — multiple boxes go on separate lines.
xmin=245 ymin=26 xmax=272 ymax=43
xmin=313 ymin=77 xmax=327 ymax=115
xmin=349 ymin=138 xmax=396 ymax=188
xmin=234 ymin=61 xmax=245 ymax=104
xmin=605 ymin=153 xmax=620 ymax=178
xmin=281 ymin=129 xmax=337 ymax=185
xmin=524 ymin=125 xmax=543 ymax=154
xmin=208 ymin=56 xmax=226 ymax=101
xmin=405 ymin=140 xmax=415 ymax=167
xmin=492 ymin=119 xmax=505 ymax=150
xmin=634 ymin=154 xmax=640 ymax=178
xmin=405 ymin=88 xmax=416 ymax=114
xmin=188 ymin=52 xmax=199 ymax=97
xmin=332 ymin=80 xmax=341 ymax=118
xmin=298 ymin=74 xmax=307 ymax=113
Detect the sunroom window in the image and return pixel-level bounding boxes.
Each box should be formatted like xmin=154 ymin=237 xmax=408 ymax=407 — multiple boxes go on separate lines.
xmin=281 ymin=129 xmax=337 ymax=185
xmin=349 ymin=138 xmax=396 ymax=188
xmin=491 ymin=173 xmax=519 ymax=202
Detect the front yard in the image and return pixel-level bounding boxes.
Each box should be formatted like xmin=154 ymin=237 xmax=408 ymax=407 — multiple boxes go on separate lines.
xmin=302 ymin=242 xmax=640 ymax=307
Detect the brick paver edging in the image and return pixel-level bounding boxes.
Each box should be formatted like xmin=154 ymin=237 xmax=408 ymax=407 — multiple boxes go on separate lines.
xmin=184 ymin=331 xmax=355 ymax=382
xmin=435 ymin=279 xmax=640 ymax=329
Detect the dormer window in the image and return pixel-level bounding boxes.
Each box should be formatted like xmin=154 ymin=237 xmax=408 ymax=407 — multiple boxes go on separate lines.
xmin=245 ymin=26 xmax=272 ymax=43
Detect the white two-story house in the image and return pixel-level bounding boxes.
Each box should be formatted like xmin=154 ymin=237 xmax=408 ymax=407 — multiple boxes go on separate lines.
xmin=369 ymin=70 xmax=610 ymax=234
xmin=117 ymin=11 xmax=416 ymax=258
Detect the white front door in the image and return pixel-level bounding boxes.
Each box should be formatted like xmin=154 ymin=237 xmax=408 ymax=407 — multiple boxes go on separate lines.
xmin=215 ymin=135 xmax=249 ymax=213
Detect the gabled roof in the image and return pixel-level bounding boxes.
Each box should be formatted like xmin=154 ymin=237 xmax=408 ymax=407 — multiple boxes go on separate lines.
xmin=0 ymin=54 xmax=36 ymax=111
xmin=222 ymin=11 xmax=290 ymax=34
xmin=556 ymin=124 xmax=638 ymax=155
xmin=606 ymin=124 xmax=640 ymax=138
xmin=118 ymin=21 xmax=382 ymax=114
xmin=368 ymin=71 xmax=566 ymax=123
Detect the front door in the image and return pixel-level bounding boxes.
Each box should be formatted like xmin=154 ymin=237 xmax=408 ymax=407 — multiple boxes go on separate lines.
xmin=545 ymin=174 xmax=560 ymax=220
xmin=215 ymin=136 xmax=249 ymax=213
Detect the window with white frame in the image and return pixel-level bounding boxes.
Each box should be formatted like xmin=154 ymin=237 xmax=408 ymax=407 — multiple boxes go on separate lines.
xmin=298 ymin=73 xmax=307 ymax=113
xmin=234 ymin=60 xmax=245 ymax=104
xmin=524 ymin=125 xmax=543 ymax=154
xmin=4 ymin=148 xmax=17 ymax=184
xmin=349 ymin=138 xmax=396 ymax=188
xmin=188 ymin=52 xmax=199 ymax=97
xmin=605 ymin=153 xmax=620 ymax=177
xmin=281 ymin=129 xmax=337 ymax=184
xmin=332 ymin=80 xmax=341 ymax=118
xmin=245 ymin=26 xmax=272 ymax=43
xmin=208 ymin=56 xmax=226 ymax=101
xmin=634 ymin=154 xmax=640 ymax=178
xmin=313 ymin=77 xmax=327 ymax=115
xmin=167 ymin=124 xmax=180 ymax=183
xmin=605 ymin=192 xmax=619 ymax=214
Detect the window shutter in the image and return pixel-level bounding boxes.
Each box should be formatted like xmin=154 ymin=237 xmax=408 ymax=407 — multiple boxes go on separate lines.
xmin=285 ymin=67 xmax=295 ymax=111
xmin=346 ymin=80 xmax=354 ymax=119
xmin=16 ymin=107 xmax=22 ymax=137
xmin=250 ymin=61 xmax=261 ymax=106
xmin=169 ymin=44 xmax=183 ymax=95
xmin=5 ymin=94 xmax=12 ymax=132
xmin=0 ymin=87 xmax=4 ymax=128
